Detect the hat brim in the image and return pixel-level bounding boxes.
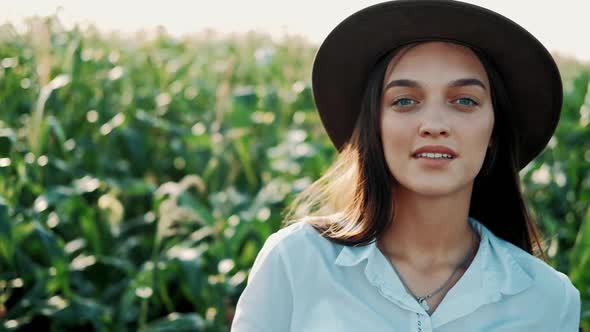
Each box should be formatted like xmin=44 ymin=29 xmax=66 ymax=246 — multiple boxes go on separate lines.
xmin=311 ymin=0 xmax=562 ymax=170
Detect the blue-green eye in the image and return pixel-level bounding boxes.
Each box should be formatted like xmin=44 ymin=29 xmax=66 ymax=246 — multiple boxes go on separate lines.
xmin=455 ymin=97 xmax=479 ymax=106
xmin=392 ymin=98 xmax=417 ymax=107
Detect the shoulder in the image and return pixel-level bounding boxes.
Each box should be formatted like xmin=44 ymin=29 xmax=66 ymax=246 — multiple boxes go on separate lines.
xmin=262 ymin=216 xmax=343 ymax=266
xmin=473 ymin=219 xmax=578 ymax=303
xmin=502 ymin=238 xmax=576 ymax=292
xmin=492 ymin=235 xmax=580 ymax=318
xmin=267 ymin=216 xmax=339 ymax=249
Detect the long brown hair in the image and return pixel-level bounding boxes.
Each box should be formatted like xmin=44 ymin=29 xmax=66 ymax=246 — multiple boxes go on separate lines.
xmin=283 ymin=41 xmax=545 ymax=257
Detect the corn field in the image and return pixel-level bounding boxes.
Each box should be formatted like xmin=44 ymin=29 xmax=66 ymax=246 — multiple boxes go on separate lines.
xmin=0 ymin=15 xmax=589 ymax=331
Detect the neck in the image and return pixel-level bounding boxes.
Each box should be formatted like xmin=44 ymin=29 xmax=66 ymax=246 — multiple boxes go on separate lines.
xmin=378 ymin=184 xmax=478 ymax=269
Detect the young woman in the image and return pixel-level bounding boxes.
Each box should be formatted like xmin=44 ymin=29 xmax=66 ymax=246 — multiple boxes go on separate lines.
xmin=231 ymin=0 xmax=581 ymax=331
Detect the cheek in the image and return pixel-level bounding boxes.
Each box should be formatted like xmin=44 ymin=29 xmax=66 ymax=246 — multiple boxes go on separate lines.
xmin=463 ymin=113 xmax=494 ymax=162
xmin=476 ymin=110 xmax=494 ymax=144
xmin=380 ymin=114 xmax=414 ymax=161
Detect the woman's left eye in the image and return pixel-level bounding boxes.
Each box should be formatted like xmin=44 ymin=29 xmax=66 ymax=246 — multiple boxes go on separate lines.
xmin=453 ymin=97 xmax=479 ymax=106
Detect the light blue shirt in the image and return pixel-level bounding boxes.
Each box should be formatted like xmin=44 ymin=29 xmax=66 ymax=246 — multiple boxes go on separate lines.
xmin=231 ymin=216 xmax=581 ymax=331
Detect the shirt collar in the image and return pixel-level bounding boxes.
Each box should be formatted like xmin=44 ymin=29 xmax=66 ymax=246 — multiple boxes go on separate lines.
xmin=333 ymin=216 xmax=534 ymax=325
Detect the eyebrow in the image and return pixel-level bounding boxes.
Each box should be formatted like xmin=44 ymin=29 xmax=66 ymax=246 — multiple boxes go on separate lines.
xmin=384 ymin=78 xmax=487 ymax=91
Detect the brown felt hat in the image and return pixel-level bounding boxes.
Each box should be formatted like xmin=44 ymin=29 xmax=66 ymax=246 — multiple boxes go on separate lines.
xmin=311 ymin=0 xmax=562 ymax=170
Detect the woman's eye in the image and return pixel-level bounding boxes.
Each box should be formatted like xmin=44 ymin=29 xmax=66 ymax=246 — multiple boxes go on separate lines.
xmin=392 ymin=98 xmax=417 ymax=107
xmin=454 ymin=97 xmax=479 ymax=106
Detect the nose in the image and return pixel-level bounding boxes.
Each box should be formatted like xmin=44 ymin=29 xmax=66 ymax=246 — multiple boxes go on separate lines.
xmin=418 ymin=112 xmax=451 ymax=138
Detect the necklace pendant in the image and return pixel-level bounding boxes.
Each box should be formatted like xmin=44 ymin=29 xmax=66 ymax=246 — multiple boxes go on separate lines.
xmin=417 ymin=297 xmax=430 ymax=311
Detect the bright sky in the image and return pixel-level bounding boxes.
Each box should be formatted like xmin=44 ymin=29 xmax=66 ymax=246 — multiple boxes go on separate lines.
xmin=2 ymin=0 xmax=590 ymax=62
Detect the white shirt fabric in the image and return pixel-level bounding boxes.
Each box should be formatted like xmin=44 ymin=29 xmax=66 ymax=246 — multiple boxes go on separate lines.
xmin=231 ymin=216 xmax=581 ymax=331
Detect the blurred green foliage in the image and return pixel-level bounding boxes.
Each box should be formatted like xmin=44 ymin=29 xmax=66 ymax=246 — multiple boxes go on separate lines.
xmin=0 ymin=15 xmax=588 ymax=331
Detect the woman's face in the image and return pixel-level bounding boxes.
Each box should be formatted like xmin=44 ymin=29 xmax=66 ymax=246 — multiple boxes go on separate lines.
xmin=380 ymin=41 xmax=494 ymax=196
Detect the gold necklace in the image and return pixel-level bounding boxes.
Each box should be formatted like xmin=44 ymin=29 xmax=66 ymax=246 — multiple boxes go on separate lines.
xmin=381 ymin=228 xmax=478 ymax=314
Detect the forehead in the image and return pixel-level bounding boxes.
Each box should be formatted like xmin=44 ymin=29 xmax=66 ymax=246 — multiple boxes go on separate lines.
xmin=383 ymin=41 xmax=489 ymax=87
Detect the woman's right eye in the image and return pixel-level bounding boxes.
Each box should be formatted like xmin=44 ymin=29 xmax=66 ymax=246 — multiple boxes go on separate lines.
xmin=392 ymin=98 xmax=417 ymax=107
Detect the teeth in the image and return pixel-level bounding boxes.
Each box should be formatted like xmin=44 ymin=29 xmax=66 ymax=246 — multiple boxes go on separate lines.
xmin=416 ymin=152 xmax=453 ymax=159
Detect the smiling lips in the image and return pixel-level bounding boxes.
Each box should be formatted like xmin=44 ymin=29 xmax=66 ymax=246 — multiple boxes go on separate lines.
xmin=411 ymin=145 xmax=458 ymax=159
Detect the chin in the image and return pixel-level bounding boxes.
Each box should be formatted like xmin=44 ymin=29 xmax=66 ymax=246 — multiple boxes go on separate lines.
xmin=396 ymin=179 xmax=469 ymax=197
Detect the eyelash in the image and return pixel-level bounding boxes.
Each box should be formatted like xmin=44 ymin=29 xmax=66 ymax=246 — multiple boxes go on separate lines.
xmin=454 ymin=97 xmax=480 ymax=107
xmin=391 ymin=97 xmax=480 ymax=108
xmin=391 ymin=98 xmax=417 ymax=107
